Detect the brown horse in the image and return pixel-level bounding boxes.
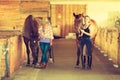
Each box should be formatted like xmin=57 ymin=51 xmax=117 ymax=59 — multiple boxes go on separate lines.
xmin=22 ymin=15 xmax=39 ymax=66
xmin=73 ymin=13 xmax=98 ymax=67
xmin=73 ymin=13 xmax=83 ymax=66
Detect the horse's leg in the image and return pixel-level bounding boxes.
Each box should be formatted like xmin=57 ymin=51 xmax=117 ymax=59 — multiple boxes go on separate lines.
xmin=30 ymin=47 xmax=35 ymax=65
xmin=30 ymin=42 xmax=39 ymax=66
xmin=75 ymin=34 xmax=80 ymax=66
xmin=23 ymin=36 xmax=30 ymax=65
xmin=76 ymin=46 xmax=80 ymax=66
xmin=30 ymin=44 xmax=36 ymax=65
xmin=34 ymin=47 xmax=39 ymax=65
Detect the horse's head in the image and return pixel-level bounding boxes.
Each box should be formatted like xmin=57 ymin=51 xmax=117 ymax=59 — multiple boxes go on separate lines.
xmin=25 ymin=15 xmax=34 ymax=28
xmin=73 ymin=13 xmax=83 ymax=33
xmin=73 ymin=13 xmax=82 ymax=19
xmin=23 ymin=15 xmax=35 ymax=39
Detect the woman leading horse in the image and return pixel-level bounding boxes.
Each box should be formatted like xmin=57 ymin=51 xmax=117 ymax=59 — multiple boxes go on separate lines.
xmin=80 ymin=15 xmax=98 ymax=69
xmin=73 ymin=13 xmax=98 ymax=69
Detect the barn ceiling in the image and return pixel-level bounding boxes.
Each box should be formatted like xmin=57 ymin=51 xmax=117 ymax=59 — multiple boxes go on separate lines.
xmin=0 ymin=0 xmax=119 ymax=2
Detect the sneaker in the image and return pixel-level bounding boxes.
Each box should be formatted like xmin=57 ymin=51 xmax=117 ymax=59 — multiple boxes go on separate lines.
xmin=49 ymin=58 xmax=53 ymax=63
xmin=34 ymin=63 xmax=39 ymax=68
xmin=39 ymin=63 xmax=46 ymax=69
xmin=39 ymin=63 xmax=44 ymax=67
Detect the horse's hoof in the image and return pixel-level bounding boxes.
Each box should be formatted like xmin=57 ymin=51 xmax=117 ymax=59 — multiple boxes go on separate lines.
xmin=87 ymin=66 xmax=91 ymax=70
xmin=82 ymin=66 xmax=85 ymax=70
xmin=31 ymin=64 xmax=35 ymax=67
xmin=26 ymin=64 xmax=30 ymax=66
xmin=74 ymin=65 xmax=80 ymax=68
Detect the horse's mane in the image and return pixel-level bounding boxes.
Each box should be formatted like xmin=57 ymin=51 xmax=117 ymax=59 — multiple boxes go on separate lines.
xmin=33 ymin=19 xmax=39 ymax=34
xmin=23 ymin=15 xmax=39 ymax=39
xmin=24 ymin=15 xmax=34 ymax=31
xmin=90 ymin=19 xmax=98 ymax=27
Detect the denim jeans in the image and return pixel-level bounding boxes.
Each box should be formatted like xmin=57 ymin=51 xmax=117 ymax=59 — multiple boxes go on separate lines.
xmin=39 ymin=42 xmax=50 ymax=63
xmin=80 ymin=38 xmax=92 ymax=56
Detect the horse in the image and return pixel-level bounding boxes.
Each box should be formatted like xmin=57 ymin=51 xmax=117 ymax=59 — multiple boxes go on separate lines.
xmin=73 ymin=13 xmax=98 ymax=67
xmin=22 ymin=15 xmax=39 ymax=66
xmin=73 ymin=13 xmax=84 ymax=67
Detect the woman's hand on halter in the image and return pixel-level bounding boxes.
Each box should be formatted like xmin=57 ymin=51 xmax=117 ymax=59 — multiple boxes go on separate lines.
xmin=80 ymin=29 xmax=85 ymax=34
xmin=78 ymin=32 xmax=83 ymax=37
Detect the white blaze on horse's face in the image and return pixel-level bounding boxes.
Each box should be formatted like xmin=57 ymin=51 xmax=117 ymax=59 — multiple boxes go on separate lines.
xmin=34 ymin=40 xmax=36 ymax=43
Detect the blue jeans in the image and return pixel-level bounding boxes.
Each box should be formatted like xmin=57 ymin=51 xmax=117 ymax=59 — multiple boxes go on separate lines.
xmin=80 ymin=38 xmax=92 ymax=56
xmin=39 ymin=42 xmax=50 ymax=63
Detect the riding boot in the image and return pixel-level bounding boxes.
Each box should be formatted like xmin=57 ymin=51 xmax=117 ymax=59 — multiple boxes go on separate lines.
xmin=87 ymin=56 xmax=92 ymax=70
xmin=81 ymin=56 xmax=86 ymax=69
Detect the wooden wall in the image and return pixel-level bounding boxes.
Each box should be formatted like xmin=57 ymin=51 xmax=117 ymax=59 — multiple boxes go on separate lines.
xmin=0 ymin=1 xmax=20 ymax=30
xmin=95 ymin=27 xmax=120 ymax=67
xmin=20 ymin=1 xmax=50 ymax=26
xmin=0 ymin=30 xmax=26 ymax=79
xmin=0 ymin=1 xmax=86 ymax=37
xmin=0 ymin=0 xmax=50 ymax=30
xmin=51 ymin=4 xmax=86 ymax=37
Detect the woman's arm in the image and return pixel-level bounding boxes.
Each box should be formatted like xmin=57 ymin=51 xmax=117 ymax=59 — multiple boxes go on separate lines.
xmin=50 ymin=39 xmax=53 ymax=46
xmin=81 ymin=25 xmax=97 ymax=39
xmin=81 ymin=29 xmax=91 ymax=37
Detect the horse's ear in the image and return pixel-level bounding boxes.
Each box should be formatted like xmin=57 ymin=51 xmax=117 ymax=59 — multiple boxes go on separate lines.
xmin=73 ymin=12 xmax=76 ymax=16
xmin=81 ymin=13 xmax=84 ymax=17
xmin=78 ymin=14 xmax=82 ymax=17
